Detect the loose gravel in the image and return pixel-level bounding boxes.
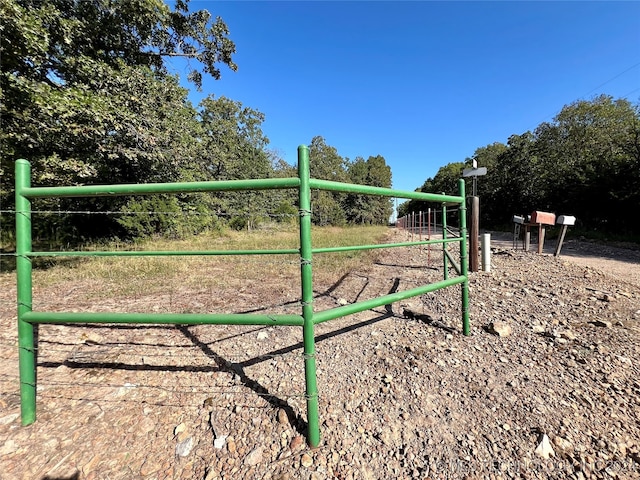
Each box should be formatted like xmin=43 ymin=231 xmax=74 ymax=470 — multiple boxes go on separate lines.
xmin=1 ymin=230 xmax=639 ymax=480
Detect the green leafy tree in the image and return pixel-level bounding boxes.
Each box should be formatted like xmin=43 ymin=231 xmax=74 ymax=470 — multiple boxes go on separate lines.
xmin=535 ymin=95 xmax=640 ymax=233
xmin=486 ymin=132 xmax=547 ymax=224
xmin=308 ymin=136 xmax=347 ymax=226
xmin=404 ymin=95 xmax=640 ymax=237
xmin=197 ymin=95 xmax=272 ymax=229
xmin=345 ymin=155 xmax=393 ymax=224
xmin=1 ymin=0 xmax=237 ymax=239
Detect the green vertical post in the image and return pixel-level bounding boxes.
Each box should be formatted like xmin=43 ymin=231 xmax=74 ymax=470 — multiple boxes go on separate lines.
xmin=15 ymin=159 xmax=36 ymax=425
xmin=442 ymin=201 xmax=448 ymax=280
xmin=297 ymin=145 xmax=320 ymax=447
xmin=458 ymin=179 xmax=470 ymax=335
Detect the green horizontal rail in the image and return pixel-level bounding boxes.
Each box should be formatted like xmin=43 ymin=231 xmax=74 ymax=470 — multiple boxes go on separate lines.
xmin=25 ymin=248 xmax=300 ymax=257
xmin=25 ymin=239 xmax=463 ymax=258
xmin=20 ymin=177 xmax=301 ymax=199
xmin=309 ymin=178 xmax=463 ymax=203
xmin=21 ymin=176 xmax=462 ymax=202
xmin=23 ymin=311 xmax=305 ymax=327
xmin=313 ymin=276 xmax=466 ymax=325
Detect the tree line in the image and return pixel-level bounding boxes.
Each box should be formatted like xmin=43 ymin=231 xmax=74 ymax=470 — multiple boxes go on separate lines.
xmin=399 ymin=95 xmax=640 ymax=239
xmin=1 ymin=0 xmax=392 ymax=243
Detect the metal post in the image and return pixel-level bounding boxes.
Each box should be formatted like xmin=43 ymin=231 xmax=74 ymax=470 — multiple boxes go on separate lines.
xmin=297 ymin=145 xmax=320 ymax=447
xmin=15 ymin=159 xmax=36 ymax=425
xmin=427 ymin=207 xmax=431 ymax=267
xmin=481 ymin=233 xmax=491 ymax=272
xmin=442 ymin=202 xmax=448 ymax=280
xmin=458 ymin=179 xmax=470 ymax=335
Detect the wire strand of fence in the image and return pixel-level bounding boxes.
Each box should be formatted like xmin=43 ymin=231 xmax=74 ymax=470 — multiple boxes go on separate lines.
xmin=0 ymin=376 xmax=308 ymax=402
xmin=0 ymin=347 xmax=309 ymax=363
xmin=0 ymin=209 xmax=300 ymax=218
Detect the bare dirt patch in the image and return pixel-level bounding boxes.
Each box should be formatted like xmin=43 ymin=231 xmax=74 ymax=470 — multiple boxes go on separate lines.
xmin=1 ymin=229 xmax=639 ymax=479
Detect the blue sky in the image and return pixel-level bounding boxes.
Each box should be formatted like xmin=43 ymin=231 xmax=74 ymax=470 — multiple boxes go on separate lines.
xmin=173 ymin=1 xmax=640 ymax=194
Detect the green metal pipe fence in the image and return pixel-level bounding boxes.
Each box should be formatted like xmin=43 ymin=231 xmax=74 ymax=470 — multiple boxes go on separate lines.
xmin=13 ymin=145 xmax=469 ymax=447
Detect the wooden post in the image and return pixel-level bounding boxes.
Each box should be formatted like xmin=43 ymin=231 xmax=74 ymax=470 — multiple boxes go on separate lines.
xmin=554 ymin=224 xmax=569 ymax=256
xmin=538 ymin=225 xmax=546 ymax=254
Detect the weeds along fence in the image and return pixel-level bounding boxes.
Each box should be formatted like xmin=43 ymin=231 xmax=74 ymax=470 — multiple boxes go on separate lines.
xmin=13 ymin=145 xmax=469 ymax=448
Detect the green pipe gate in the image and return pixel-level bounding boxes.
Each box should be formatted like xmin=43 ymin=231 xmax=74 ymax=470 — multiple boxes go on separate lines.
xmin=14 ymin=145 xmax=470 ymax=447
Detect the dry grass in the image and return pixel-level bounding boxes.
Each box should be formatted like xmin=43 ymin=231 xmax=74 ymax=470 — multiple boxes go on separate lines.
xmin=0 ymin=225 xmax=391 ymax=305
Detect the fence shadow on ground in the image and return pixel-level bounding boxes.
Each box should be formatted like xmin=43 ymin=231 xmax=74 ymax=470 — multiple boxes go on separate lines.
xmin=35 ymin=273 xmax=411 ymax=438
xmin=36 ymin=311 xmax=396 ymax=438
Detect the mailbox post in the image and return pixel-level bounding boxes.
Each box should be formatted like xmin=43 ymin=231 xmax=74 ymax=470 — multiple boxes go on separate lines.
xmin=462 ymin=165 xmax=487 ymax=272
xmin=512 ymin=215 xmax=524 ymax=249
xmin=554 ymin=215 xmax=576 ymax=256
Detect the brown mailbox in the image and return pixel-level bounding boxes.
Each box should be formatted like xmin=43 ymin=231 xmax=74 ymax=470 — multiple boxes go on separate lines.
xmin=530 ymin=211 xmax=556 ymax=226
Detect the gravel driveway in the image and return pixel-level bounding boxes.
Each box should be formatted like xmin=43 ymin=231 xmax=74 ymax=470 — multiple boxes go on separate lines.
xmin=1 ymin=229 xmax=638 ymax=479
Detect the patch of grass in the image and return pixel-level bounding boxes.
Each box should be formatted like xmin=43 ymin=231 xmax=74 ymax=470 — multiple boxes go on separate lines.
xmin=14 ymin=225 xmax=391 ymax=300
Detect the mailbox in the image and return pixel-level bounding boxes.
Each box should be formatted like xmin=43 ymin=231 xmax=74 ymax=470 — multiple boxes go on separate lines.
xmin=530 ymin=211 xmax=555 ymax=225
xmin=512 ymin=215 xmax=524 ymax=224
xmin=556 ymin=215 xmax=576 ymax=226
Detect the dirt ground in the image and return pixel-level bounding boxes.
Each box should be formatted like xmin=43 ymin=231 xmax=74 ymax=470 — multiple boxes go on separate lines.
xmin=0 ymin=229 xmax=639 ymax=480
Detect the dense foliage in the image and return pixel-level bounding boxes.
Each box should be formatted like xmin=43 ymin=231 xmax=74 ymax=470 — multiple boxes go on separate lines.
xmin=400 ymin=95 xmax=640 ymax=239
xmin=1 ymin=0 xmax=392 ymax=242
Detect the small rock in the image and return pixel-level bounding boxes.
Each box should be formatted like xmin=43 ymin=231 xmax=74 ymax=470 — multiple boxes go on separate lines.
xmin=174 ymin=423 xmax=187 ymax=436
xmin=139 ymin=416 xmax=155 ymax=434
xmin=0 ymin=439 xmax=19 ymax=456
xmin=244 ymin=446 xmax=264 ymax=466
xmin=300 ymin=453 xmax=313 ymax=468
xmin=257 ymin=331 xmax=269 ymax=340
xmin=532 ymin=324 xmax=546 ymax=333
xmin=277 ymin=408 xmax=289 ymax=425
xmin=174 ymin=423 xmax=190 ymax=442
xmin=553 ymin=436 xmax=573 ymax=453
xmin=560 ymin=330 xmax=577 ymax=340
xmin=337 ymin=298 xmax=348 ymax=306
xmin=227 ymin=439 xmax=237 ymax=454
xmin=213 ymin=435 xmax=227 ymax=449
xmin=488 ymin=321 xmax=512 ymax=337
xmin=290 ymin=435 xmax=305 ymax=451
xmin=176 ymin=436 xmax=194 ymax=457
xmin=204 ymin=468 xmax=219 ymax=480
xmin=535 ymin=434 xmax=555 ymax=459
xmin=592 ymin=320 xmax=612 ymax=328
xmin=0 ymin=413 xmax=19 ymax=425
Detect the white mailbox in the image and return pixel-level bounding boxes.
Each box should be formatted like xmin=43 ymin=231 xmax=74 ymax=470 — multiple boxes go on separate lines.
xmin=556 ymin=215 xmax=576 ymax=226
xmin=512 ymin=215 xmax=525 ymax=224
